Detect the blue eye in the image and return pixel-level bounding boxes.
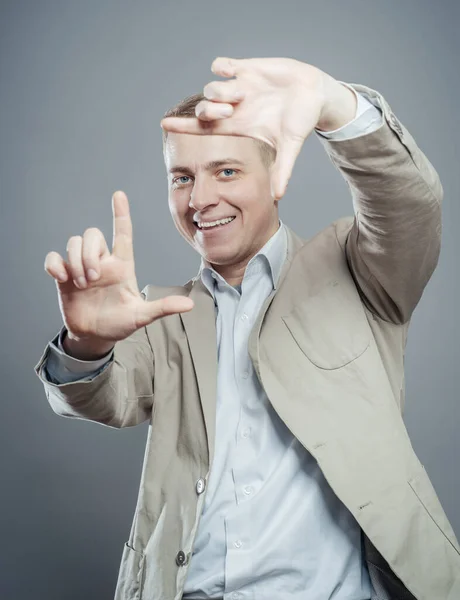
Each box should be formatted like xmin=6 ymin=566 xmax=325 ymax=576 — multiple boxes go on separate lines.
xmin=173 ymin=175 xmax=191 ymax=186
xmin=222 ymin=169 xmax=235 ymax=177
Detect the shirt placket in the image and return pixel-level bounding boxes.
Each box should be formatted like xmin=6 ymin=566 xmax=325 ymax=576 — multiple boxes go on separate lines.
xmin=224 ymin=268 xmax=271 ymax=600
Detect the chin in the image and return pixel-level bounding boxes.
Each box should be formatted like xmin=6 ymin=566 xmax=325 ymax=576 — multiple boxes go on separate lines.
xmin=195 ymin=242 xmax=235 ymax=263
xmin=203 ymin=252 xmax=235 ymax=266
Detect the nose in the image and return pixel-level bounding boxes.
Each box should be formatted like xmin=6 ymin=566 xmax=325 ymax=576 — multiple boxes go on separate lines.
xmin=188 ymin=176 xmax=219 ymax=212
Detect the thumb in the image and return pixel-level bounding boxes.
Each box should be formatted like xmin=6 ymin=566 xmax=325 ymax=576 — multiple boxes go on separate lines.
xmin=136 ymin=295 xmax=194 ymax=328
xmin=270 ymin=136 xmax=304 ymax=200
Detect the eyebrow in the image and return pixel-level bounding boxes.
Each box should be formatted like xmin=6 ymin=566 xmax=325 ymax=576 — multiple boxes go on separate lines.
xmin=168 ymin=158 xmax=246 ymax=175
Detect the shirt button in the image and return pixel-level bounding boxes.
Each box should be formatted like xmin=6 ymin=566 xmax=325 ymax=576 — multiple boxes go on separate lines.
xmin=241 ymin=313 xmax=249 ymax=321
xmin=175 ymin=550 xmax=189 ymax=566
xmin=243 ymin=485 xmax=253 ymax=496
xmin=195 ymin=478 xmax=206 ymax=495
xmin=231 ymin=593 xmax=242 ymax=600
xmin=242 ymin=370 xmax=249 ymax=379
xmin=242 ymin=428 xmax=251 ymax=438
xmin=233 ymin=540 xmax=243 ymax=548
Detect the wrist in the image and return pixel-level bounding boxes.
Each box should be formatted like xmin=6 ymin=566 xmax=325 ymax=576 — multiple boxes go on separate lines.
xmin=316 ymin=78 xmax=358 ymax=132
xmin=63 ymin=329 xmax=114 ymax=361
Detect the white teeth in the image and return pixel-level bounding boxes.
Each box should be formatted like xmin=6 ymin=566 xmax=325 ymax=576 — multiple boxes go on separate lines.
xmin=198 ymin=216 xmax=235 ymax=229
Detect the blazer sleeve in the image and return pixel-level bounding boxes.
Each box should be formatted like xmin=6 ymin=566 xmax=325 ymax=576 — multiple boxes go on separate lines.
xmin=34 ymin=287 xmax=154 ymax=429
xmin=318 ymin=83 xmax=443 ymax=324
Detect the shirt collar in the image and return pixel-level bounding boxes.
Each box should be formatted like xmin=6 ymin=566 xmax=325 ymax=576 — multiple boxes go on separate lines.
xmin=199 ymin=219 xmax=287 ymax=297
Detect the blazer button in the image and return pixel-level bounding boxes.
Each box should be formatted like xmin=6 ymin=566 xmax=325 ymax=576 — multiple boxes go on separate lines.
xmin=176 ymin=550 xmax=189 ymax=566
xmin=196 ymin=478 xmax=206 ymax=495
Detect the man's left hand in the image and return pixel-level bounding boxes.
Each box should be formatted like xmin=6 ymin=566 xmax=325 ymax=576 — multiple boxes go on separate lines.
xmin=160 ymin=57 xmax=357 ymax=199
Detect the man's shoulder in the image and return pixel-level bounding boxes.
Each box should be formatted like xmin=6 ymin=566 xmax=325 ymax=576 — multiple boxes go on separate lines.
xmin=331 ymin=215 xmax=355 ymax=250
xmin=286 ymin=215 xmax=354 ymax=257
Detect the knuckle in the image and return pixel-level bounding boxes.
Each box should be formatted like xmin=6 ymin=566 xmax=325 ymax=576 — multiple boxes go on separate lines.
xmin=67 ymin=235 xmax=82 ymax=250
xmin=195 ymin=100 xmax=214 ymax=118
xmin=71 ymin=271 xmax=85 ymax=283
xmin=195 ymin=101 xmax=206 ymax=117
xmin=203 ymin=82 xmax=218 ymax=99
xmin=82 ymin=259 xmax=96 ymax=272
xmin=82 ymin=256 xmax=98 ymax=273
xmin=67 ymin=255 xmax=83 ymax=272
xmin=84 ymin=226 xmax=101 ymax=237
xmin=197 ymin=110 xmax=212 ymax=122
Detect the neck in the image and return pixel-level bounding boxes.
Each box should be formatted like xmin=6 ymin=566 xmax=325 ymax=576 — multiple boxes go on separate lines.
xmin=209 ymin=219 xmax=280 ymax=287
xmin=212 ymin=262 xmax=247 ymax=287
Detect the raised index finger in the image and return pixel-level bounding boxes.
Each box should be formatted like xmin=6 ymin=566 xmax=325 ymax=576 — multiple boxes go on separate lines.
xmin=112 ymin=190 xmax=134 ymax=260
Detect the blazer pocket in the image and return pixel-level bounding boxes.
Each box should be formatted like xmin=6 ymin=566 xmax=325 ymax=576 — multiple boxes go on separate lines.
xmin=408 ymin=465 xmax=460 ymax=553
xmin=115 ymin=542 xmax=146 ymax=600
xmin=282 ymin=285 xmax=370 ymax=370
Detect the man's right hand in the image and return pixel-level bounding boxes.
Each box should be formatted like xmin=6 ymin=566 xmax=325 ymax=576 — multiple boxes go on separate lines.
xmin=44 ymin=191 xmax=194 ymax=359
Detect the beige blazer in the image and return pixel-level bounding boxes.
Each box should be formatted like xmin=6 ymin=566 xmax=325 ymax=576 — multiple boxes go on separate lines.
xmin=35 ymin=84 xmax=460 ymax=600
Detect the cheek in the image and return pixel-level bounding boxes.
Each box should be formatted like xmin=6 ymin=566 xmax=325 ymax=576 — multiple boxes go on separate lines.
xmin=169 ymin=192 xmax=189 ymax=220
xmin=226 ymin=180 xmax=272 ymax=217
xmin=224 ymin=180 xmax=259 ymax=209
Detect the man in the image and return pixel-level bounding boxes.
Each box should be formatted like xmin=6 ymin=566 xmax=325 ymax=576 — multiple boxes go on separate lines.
xmin=35 ymin=57 xmax=460 ymax=599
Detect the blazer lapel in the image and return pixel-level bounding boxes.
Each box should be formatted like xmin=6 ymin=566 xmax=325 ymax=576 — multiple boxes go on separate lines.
xmin=180 ymin=277 xmax=218 ymax=465
xmin=248 ymin=225 xmax=305 ymax=380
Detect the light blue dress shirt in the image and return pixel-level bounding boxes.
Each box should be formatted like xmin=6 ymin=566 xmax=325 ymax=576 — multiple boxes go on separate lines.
xmin=44 ymin=87 xmax=384 ymax=600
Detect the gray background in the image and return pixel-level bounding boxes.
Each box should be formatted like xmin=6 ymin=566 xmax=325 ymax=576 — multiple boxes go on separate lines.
xmin=1 ymin=1 xmax=458 ymax=598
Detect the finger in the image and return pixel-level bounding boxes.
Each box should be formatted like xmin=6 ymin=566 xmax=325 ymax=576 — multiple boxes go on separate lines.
xmin=203 ymin=80 xmax=245 ymax=104
xmin=211 ymin=56 xmax=249 ymax=78
xmin=66 ymin=235 xmax=87 ymax=289
xmin=82 ymin=227 xmax=110 ymax=282
xmin=270 ymin=137 xmax=304 ymax=200
xmin=112 ymin=190 xmax=134 ymax=261
xmin=195 ymin=99 xmax=234 ymax=122
xmin=161 ymin=117 xmax=212 ymax=135
xmin=135 ymin=295 xmax=194 ymax=328
xmin=161 ymin=115 xmax=239 ymax=136
xmin=44 ymin=251 xmax=70 ymax=283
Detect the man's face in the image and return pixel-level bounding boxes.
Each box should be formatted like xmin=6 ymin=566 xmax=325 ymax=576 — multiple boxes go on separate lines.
xmin=164 ymin=133 xmax=279 ymax=273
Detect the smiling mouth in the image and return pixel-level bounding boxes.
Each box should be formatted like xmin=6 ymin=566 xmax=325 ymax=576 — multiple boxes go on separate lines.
xmin=195 ymin=216 xmax=236 ymax=230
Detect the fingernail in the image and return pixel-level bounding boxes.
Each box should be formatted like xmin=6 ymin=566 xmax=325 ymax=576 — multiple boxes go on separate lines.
xmin=57 ymin=272 xmax=67 ymax=282
xmin=77 ymin=276 xmax=87 ymax=289
xmin=221 ymin=106 xmax=233 ymax=117
xmin=87 ymin=269 xmax=99 ymax=281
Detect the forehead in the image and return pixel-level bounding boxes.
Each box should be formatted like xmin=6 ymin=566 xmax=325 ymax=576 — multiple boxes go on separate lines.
xmin=164 ymin=133 xmax=261 ymax=169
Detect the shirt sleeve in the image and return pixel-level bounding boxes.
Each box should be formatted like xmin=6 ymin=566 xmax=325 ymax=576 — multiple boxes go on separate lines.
xmin=44 ymin=326 xmax=114 ymax=384
xmin=315 ymin=81 xmax=384 ymax=141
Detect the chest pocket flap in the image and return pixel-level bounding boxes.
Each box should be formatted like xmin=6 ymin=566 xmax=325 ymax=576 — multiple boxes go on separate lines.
xmin=281 ymin=281 xmax=371 ymax=370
